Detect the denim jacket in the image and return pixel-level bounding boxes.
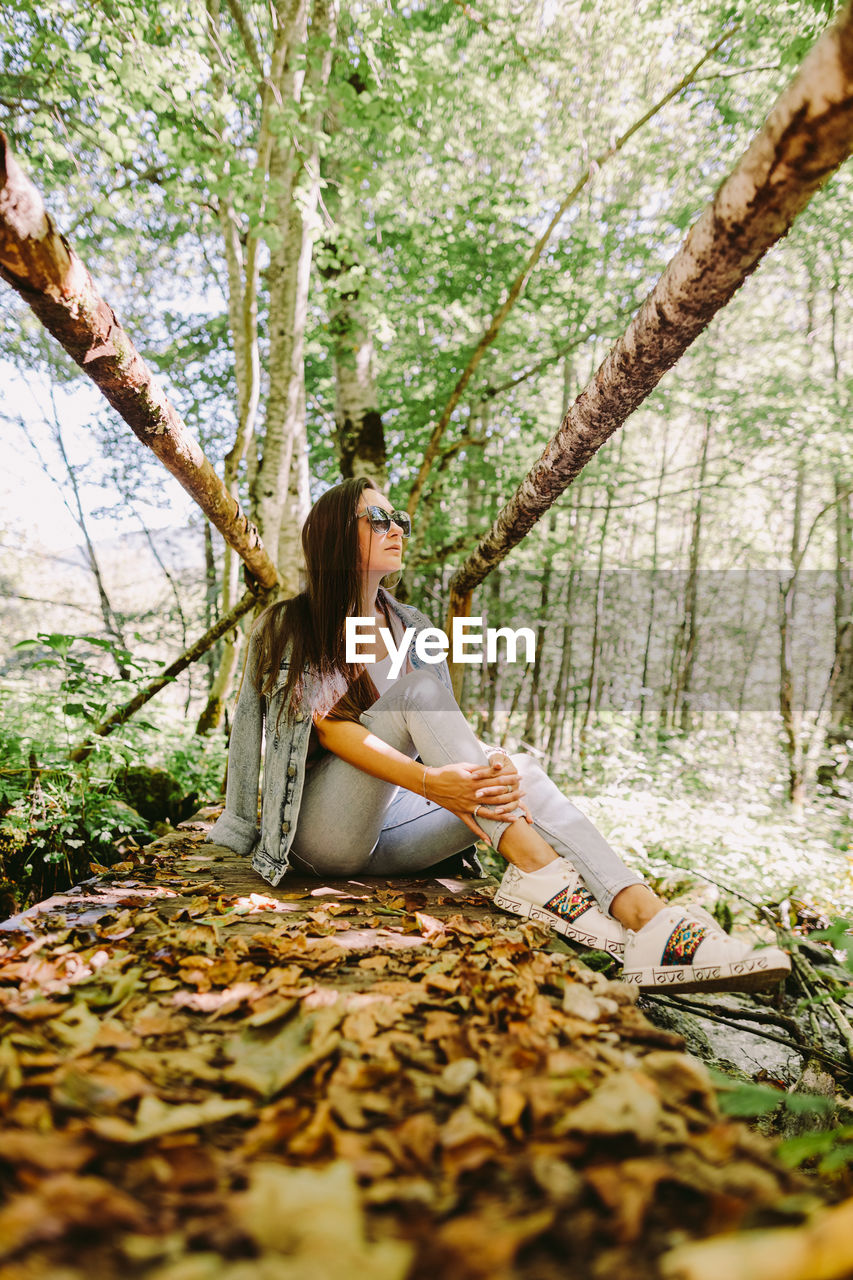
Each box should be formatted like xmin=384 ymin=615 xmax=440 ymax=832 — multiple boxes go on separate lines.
xmin=205 ymin=588 xmax=453 ymax=886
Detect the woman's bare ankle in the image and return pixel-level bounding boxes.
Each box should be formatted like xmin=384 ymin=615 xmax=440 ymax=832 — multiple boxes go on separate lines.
xmin=609 ymin=884 xmax=665 ymax=931
xmin=497 ymin=818 xmax=560 ymax=873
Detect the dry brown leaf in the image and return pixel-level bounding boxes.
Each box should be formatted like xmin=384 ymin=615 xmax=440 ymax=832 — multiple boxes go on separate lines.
xmin=558 ymin=1071 xmax=665 ymax=1143
xmin=440 ymin=1103 xmax=503 ymax=1175
xmin=222 ymin=1012 xmax=340 ymax=1099
xmin=414 ymin=911 xmax=446 ymax=938
xmin=50 ymin=1058 xmax=154 ymax=1113
xmin=0 ymin=1129 xmax=95 ymax=1172
xmin=436 ymin=1057 xmax=479 ymax=1097
xmin=660 ymin=1194 xmax=853 ymax=1280
xmin=233 ymin=1160 xmax=412 ymax=1279
xmin=0 ymin=1174 xmax=145 ymax=1260
xmin=585 ymin=1157 xmax=674 ymax=1242
xmin=498 ymin=1083 xmax=528 ymax=1128
xmin=435 ymin=1206 xmax=555 ymax=1280
xmin=89 ymin=1093 xmax=253 ymax=1143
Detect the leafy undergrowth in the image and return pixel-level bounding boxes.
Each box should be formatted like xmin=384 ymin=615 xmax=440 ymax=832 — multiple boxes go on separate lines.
xmin=545 ymin=717 xmax=853 ymax=920
xmin=0 ymin=825 xmax=843 ymax=1280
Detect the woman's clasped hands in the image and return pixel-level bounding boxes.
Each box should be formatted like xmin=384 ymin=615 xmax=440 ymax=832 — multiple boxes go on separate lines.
xmin=423 ymin=751 xmax=532 ymax=843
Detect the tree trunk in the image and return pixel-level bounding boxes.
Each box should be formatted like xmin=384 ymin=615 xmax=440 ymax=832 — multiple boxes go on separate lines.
xmin=828 ymin=482 xmax=853 ymax=750
xmin=675 ymin=410 xmax=713 ymax=732
xmin=523 ymin=510 xmax=555 ymax=748
xmin=779 ymin=453 xmax=807 ymax=815
xmin=252 ymin=0 xmax=338 ymax=562
xmin=446 ymin=6 xmax=853 ymax=617
xmin=328 ymin=242 xmax=387 ymax=483
xmin=825 ymin=270 xmax=853 ymax=773
xmin=0 ymin=133 xmax=279 ymax=593
xmin=202 ymin=520 xmax=219 ymax=692
xmin=578 ymin=478 xmax=614 ymax=769
xmin=636 ymin=421 xmax=670 ymax=740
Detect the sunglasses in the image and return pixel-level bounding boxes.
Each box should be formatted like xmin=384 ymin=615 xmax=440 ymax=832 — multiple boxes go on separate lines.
xmin=357 ymin=505 xmax=412 ymax=538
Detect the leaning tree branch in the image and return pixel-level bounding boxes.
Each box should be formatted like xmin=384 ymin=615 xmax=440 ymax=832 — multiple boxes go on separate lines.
xmin=69 ymin=586 xmax=269 ymax=763
xmin=0 ymin=132 xmax=279 ymax=594
xmin=446 ymin=4 xmax=853 ymax=626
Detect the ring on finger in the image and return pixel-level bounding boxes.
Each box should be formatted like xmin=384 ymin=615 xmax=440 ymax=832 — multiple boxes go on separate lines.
xmin=473 ymin=804 xmax=481 ymax=818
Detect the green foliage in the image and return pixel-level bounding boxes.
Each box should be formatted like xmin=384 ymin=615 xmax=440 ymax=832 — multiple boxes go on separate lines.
xmin=0 ymin=632 xmax=226 ymax=913
xmin=711 ymin=1069 xmax=835 ymax=1120
xmin=777 ymin=1127 xmax=853 ymax=1174
xmin=809 ymin=919 xmax=853 ymax=971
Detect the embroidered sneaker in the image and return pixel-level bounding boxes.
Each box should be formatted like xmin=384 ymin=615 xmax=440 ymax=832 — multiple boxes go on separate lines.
xmin=493 ymin=861 xmax=626 ymax=958
xmin=621 ymin=905 xmax=791 ymax=993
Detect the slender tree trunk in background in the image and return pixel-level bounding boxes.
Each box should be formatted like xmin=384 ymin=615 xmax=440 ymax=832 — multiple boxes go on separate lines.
xmin=675 ymin=410 xmax=712 ymax=732
xmin=636 ymin=422 xmax=670 ymax=740
xmin=277 ymin=377 xmax=311 ymax=593
xmin=203 ymin=520 xmax=218 ymax=694
xmin=0 ymin=134 xmax=278 ymax=592
xmin=252 ymin=0 xmax=338 ymax=565
xmin=826 ymin=274 xmax=853 ymax=773
xmin=828 ymin=482 xmax=853 ymax=749
xmin=196 ymin=0 xmax=290 ymax=733
xmin=579 ymin=426 xmax=624 ymax=765
xmin=779 ymin=452 xmax=807 ymax=815
xmin=334 ymin=322 xmax=387 ymax=485
xmin=328 ymin=238 xmax=387 ymax=484
xmin=659 ymin=503 xmax=693 ymax=732
xmin=578 ymin=534 xmax=607 ymax=769
xmin=579 ymin=473 xmax=615 ymax=769
xmin=523 ymin=510 xmax=556 ymax=747
xmin=502 ymin=669 xmax=527 ymax=748
xmin=446 ymin=8 xmax=853 ymax=619
xmin=318 ymin=90 xmax=388 ymax=486
xmin=524 ymin=356 xmax=577 ymax=748
xmin=732 ymin=569 xmax=767 ymax=751
xmin=547 ymin=476 xmax=590 ymax=770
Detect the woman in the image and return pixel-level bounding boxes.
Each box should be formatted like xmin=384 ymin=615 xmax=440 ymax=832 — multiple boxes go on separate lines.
xmin=207 ymin=477 xmax=790 ymax=993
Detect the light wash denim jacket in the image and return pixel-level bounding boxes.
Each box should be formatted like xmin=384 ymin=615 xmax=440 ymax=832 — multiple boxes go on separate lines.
xmin=205 ymin=588 xmax=453 ymax=886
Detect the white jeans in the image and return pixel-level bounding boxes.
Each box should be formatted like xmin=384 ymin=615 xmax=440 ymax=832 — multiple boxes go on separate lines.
xmin=288 ymin=667 xmax=643 ymax=914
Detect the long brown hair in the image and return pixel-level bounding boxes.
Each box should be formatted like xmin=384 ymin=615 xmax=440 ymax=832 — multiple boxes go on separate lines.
xmin=249 ymin=476 xmax=393 ymax=725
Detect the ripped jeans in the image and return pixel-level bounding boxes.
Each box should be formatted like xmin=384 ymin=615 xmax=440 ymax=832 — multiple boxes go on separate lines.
xmin=287 ymin=667 xmax=643 ymax=915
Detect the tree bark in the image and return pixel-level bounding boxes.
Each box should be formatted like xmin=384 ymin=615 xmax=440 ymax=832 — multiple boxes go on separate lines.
xmin=196 ymin=0 xmax=296 ymax=732
xmin=675 ymin=410 xmax=713 ymax=732
xmin=635 ymin=421 xmax=670 ymax=740
xmin=826 ymin=270 xmax=853 ymax=767
xmin=0 ymin=133 xmax=279 ymax=594
xmin=446 ymin=5 xmax=853 ymax=618
xmin=252 ymin=0 xmax=338 ymax=561
xmin=778 ymin=453 xmax=807 ymax=815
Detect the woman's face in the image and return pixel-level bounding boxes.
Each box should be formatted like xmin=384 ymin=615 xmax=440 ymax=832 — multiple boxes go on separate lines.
xmin=356 ymin=488 xmax=405 ymax=579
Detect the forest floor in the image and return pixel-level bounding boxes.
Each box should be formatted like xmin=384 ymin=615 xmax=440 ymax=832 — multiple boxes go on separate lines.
xmin=1 ymin=813 xmax=852 ymax=1280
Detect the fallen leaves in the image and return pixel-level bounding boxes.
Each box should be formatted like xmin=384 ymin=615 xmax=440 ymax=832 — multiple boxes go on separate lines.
xmin=0 ymin=824 xmax=827 ymax=1278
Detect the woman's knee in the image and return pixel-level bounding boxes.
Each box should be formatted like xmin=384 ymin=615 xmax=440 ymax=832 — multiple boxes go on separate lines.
xmin=401 ymin=666 xmax=456 ymax=710
xmin=510 ymin=751 xmax=546 ymax=780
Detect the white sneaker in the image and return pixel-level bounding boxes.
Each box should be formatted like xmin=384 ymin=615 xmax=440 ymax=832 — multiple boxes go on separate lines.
xmin=493 ymin=861 xmax=626 ymax=958
xmin=621 ymin=905 xmax=791 ymax=993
